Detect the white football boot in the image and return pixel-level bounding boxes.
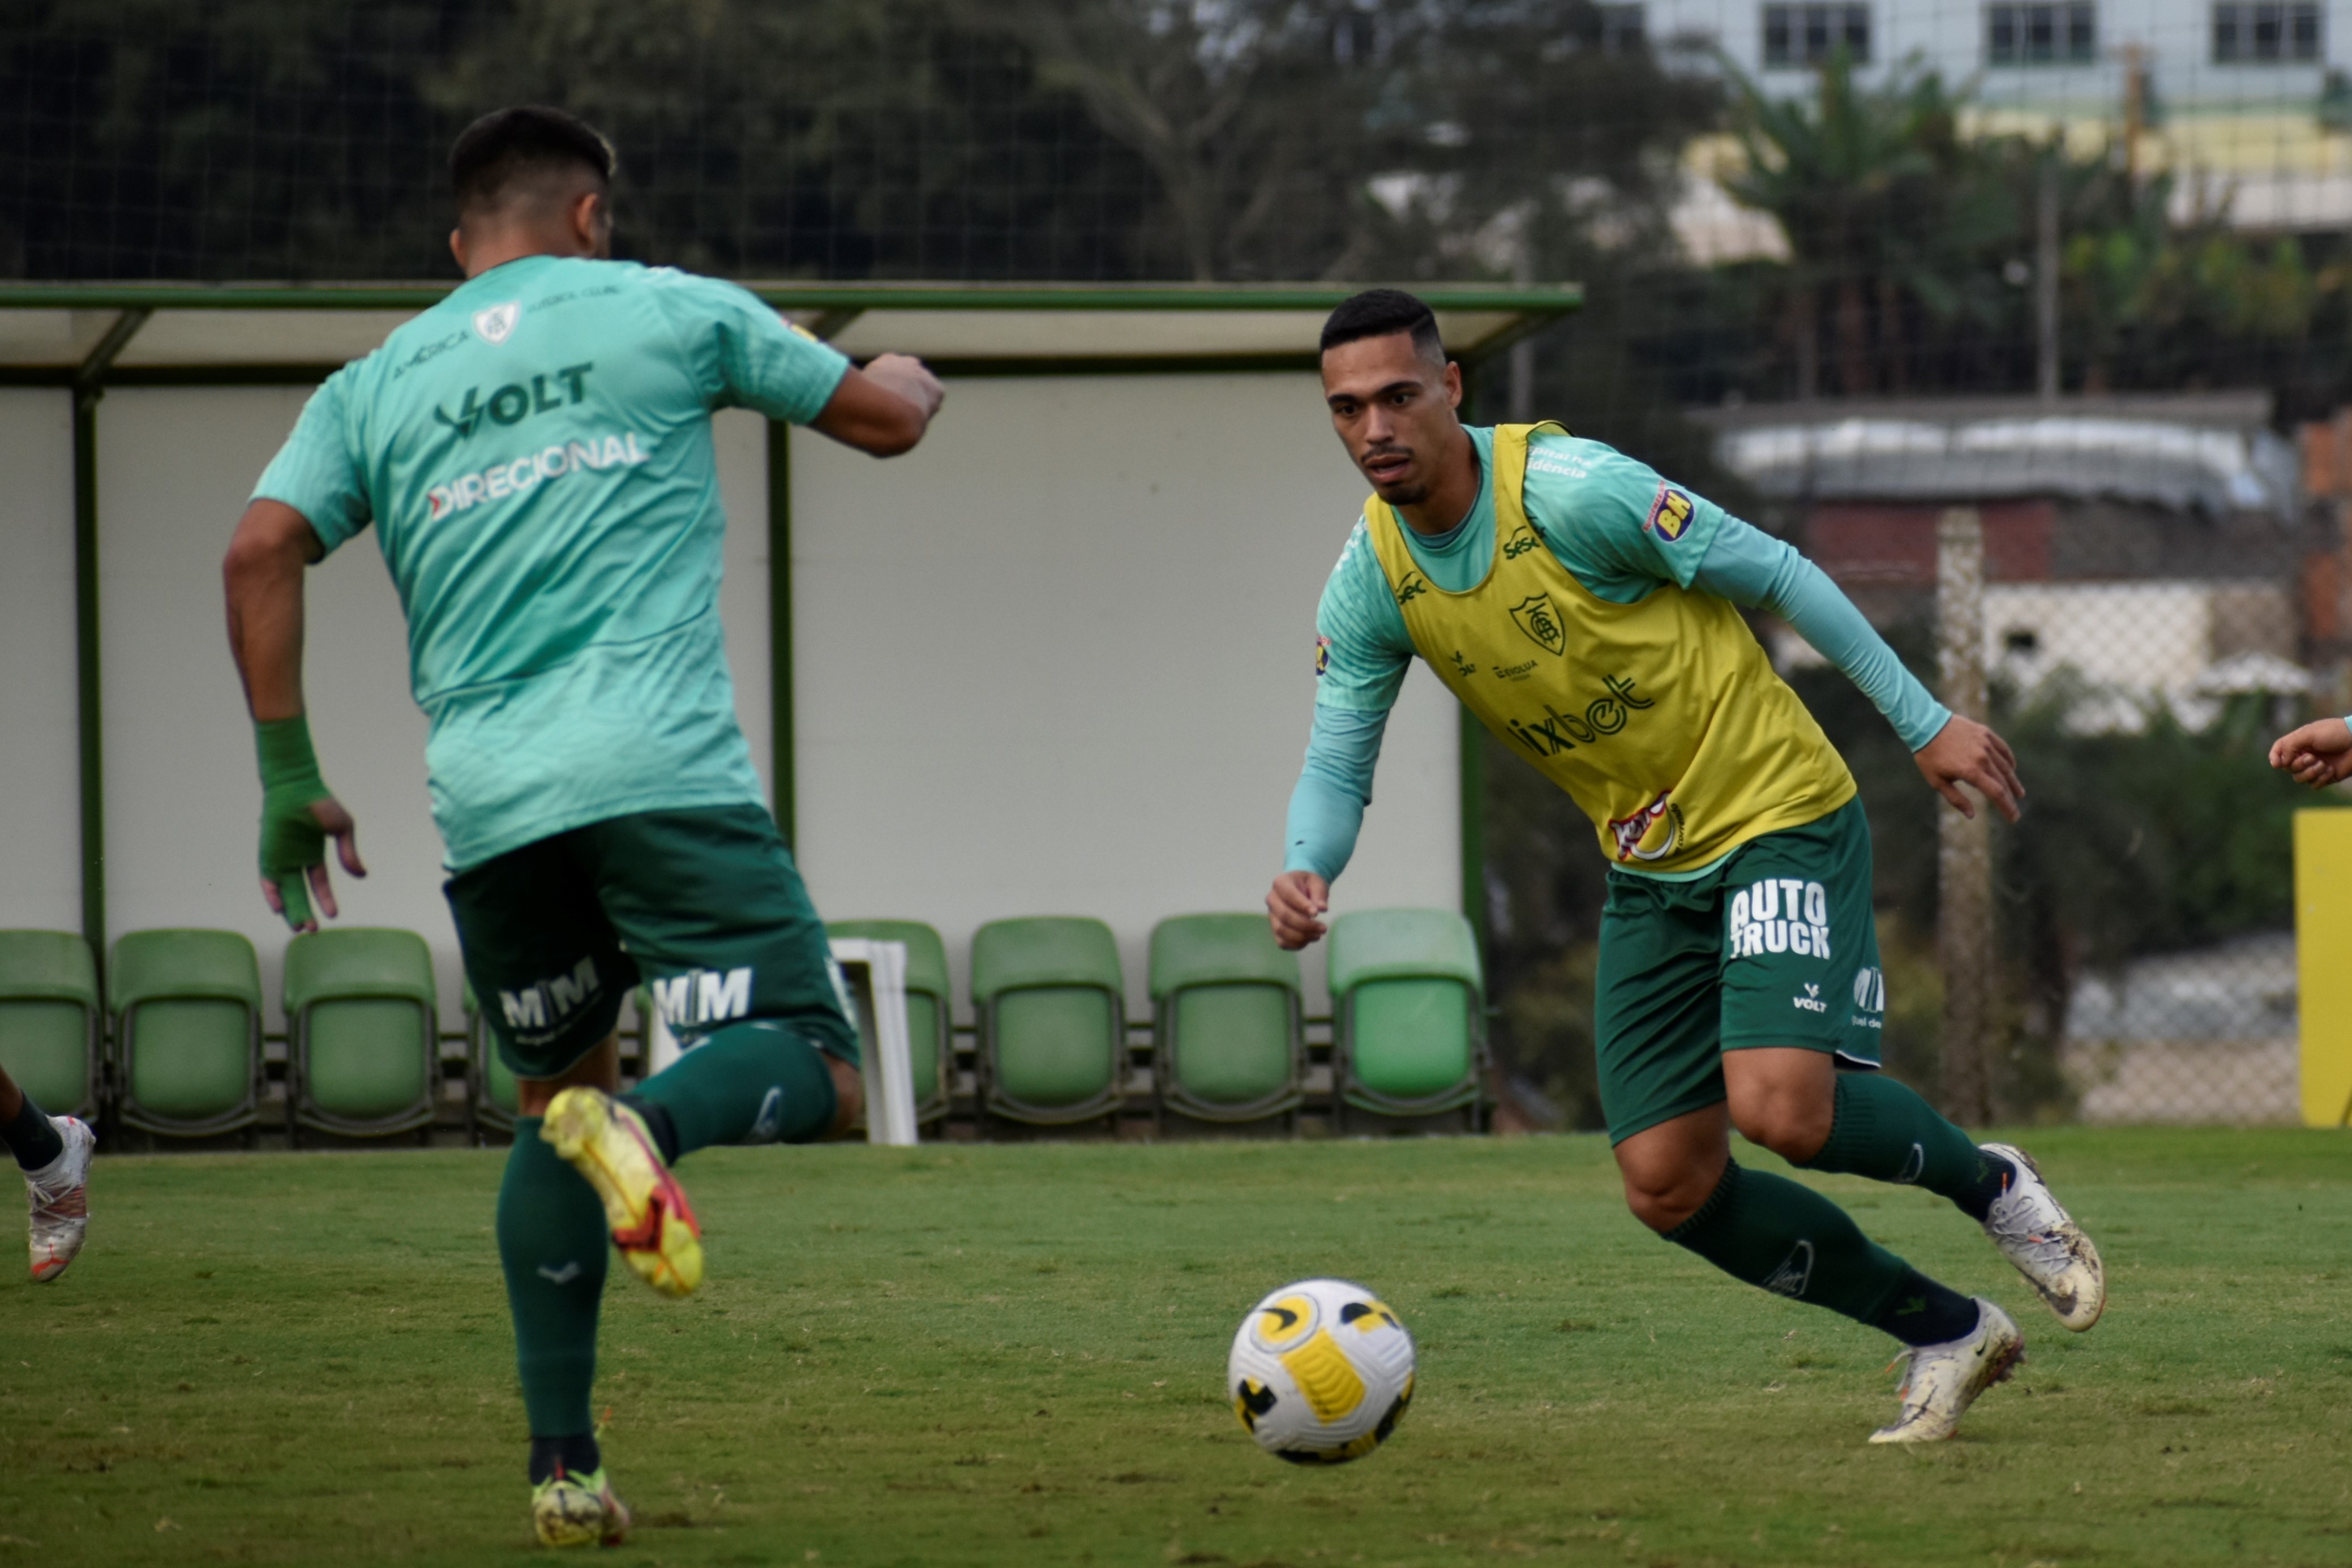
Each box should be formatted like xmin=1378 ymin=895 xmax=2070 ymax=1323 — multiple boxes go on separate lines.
xmin=25 ymin=1115 xmax=94 ymax=1283
xmin=1978 ymin=1142 xmax=2105 ymax=1331
xmin=1869 ymin=1298 xmax=2024 ymax=1445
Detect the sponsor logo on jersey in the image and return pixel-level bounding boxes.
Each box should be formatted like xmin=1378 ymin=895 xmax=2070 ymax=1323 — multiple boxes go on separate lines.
xmin=1607 ymin=789 xmax=1679 ymax=862
xmin=390 ymin=329 xmax=468 ymax=381
xmin=1501 ymin=674 xmax=1654 ymax=759
xmin=1646 ymin=483 xmax=1695 ymax=542
xmin=1728 ymin=878 xmax=1832 ymax=960
xmin=499 ymin=956 xmax=601 ymax=1043
xmin=650 ymin=967 xmax=756 ymax=1030
xmin=472 ymin=301 xmax=522 ymax=346
xmin=1449 ymin=649 xmax=1478 ymax=679
xmin=1316 ymin=636 xmax=1331 ymax=678
xmin=1502 ymin=526 xmax=1541 ymax=560
xmin=1394 ymin=571 xmax=1429 ymax=606
xmin=425 ymin=430 xmax=652 ymax=519
xmin=1509 ymin=593 xmax=1566 ymax=656
xmin=1794 ymin=981 xmax=1829 ymax=1014
xmin=434 ymin=363 xmax=594 ymax=439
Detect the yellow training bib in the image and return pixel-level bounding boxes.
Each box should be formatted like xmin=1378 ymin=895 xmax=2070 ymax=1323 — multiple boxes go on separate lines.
xmin=1364 ymin=423 xmax=1854 ymax=872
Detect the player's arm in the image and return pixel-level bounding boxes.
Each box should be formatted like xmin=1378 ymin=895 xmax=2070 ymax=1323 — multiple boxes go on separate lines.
xmin=679 ymin=275 xmax=944 ymax=456
xmin=225 ymin=376 xmax=372 ymax=932
xmin=811 ymin=355 xmax=944 ymax=457
xmin=222 ymin=498 xmax=367 ymax=931
xmin=2270 ymin=716 xmax=2352 ymax=787
xmin=1693 ymin=520 xmax=2024 ymax=822
xmin=1268 ymin=530 xmax=1412 ymax=950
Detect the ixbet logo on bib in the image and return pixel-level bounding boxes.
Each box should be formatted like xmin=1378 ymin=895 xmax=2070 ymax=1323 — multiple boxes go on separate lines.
xmin=1509 ymin=593 xmax=1566 ymax=656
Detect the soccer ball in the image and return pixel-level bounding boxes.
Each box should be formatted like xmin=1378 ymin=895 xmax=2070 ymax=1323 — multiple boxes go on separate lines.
xmin=1227 ymin=1278 xmax=1416 ymax=1464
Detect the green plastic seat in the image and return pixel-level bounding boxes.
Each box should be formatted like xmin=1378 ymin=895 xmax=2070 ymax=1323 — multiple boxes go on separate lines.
xmin=1327 ymin=909 xmax=1486 ymax=1129
xmin=971 ymin=917 xmax=1125 ymax=1126
xmin=828 ymin=920 xmax=952 ymax=1124
xmin=285 ymin=928 xmax=438 ymax=1143
xmin=111 ymin=929 xmax=263 ymax=1137
xmin=461 ymin=981 xmax=520 ymax=1139
xmin=1149 ymin=914 xmax=1303 ymax=1126
xmin=0 ymin=931 xmax=102 ymax=1121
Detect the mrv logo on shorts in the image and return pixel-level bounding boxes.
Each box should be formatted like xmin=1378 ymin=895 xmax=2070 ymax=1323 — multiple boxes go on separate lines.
xmin=1728 ymin=877 xmax=1831 ymax=961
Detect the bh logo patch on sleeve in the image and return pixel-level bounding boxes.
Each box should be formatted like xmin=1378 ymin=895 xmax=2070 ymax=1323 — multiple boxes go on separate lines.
xmin=1645 ymin=483 xmax=1695 ymax=542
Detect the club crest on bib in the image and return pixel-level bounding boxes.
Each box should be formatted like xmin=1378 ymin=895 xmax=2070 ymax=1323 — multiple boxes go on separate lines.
xmin=472 ymin=301 xmax=522 ymax=346
xmin=1509 ymin=593 xmax=1566 ymax=656
xmin=1646 ymin=483 xmax=1694 ymax=542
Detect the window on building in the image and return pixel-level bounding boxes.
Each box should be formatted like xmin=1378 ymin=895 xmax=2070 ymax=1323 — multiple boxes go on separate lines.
xmin=1762 ymin=3 xmax=1872 ymax=66
xmin=1987 ymin=2 xmax=2098 ymax=63
xmin=1598 ymin=4 xmax=1648 ymax=54
xmin=2212 ymin=1 xmax=2322 ymax=61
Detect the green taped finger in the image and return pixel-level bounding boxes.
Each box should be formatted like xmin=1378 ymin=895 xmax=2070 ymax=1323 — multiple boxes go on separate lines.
xmin=272 ymin=871 xmax=314 ymax=931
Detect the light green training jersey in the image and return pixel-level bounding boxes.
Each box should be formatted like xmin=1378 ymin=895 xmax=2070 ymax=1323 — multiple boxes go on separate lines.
xmin=253 ymin=255 xmax=849 ymax=869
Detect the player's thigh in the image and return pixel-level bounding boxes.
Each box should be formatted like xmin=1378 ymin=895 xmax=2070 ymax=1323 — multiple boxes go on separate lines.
xmin=1716 ymin=796 xmax=1886 ymax=1069
xmin=444 ymin=833 xmax=636 ymax=1082
xmin=1595 ymin=871 xmax=1731 ymax=1147
xmin=579 ymin=804 xmax=860 ymax=1066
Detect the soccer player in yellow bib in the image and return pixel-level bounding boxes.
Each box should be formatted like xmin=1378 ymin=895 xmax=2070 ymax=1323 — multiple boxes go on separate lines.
xmin=1266 ymin=291 xmax=2106 ymax=1444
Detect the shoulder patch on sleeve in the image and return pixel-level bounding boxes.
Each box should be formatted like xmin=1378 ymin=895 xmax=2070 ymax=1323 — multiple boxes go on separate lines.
xmin=1644 ymin=482 xmax=1696 ymax=543
xmin=1316 ymin=635 xmax=1332 ymax=678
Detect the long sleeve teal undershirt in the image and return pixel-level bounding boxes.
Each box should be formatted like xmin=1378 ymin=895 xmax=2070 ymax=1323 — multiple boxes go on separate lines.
xmin=1282 ymin=517 xmax=1951 ymax=882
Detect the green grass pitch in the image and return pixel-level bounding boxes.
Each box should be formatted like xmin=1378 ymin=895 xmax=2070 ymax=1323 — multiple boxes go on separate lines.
xmin=2 ymin=1128 xmax=2347 ymax=1566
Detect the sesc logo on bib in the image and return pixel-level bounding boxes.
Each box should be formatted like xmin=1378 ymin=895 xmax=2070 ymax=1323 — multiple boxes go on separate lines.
xmin=472 ymin=301 xmax=522 ymax=346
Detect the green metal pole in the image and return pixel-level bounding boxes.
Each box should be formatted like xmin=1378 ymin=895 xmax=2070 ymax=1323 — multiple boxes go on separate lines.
xmin=766 ymin=419 xmax=795 ymax=852
xmin=71 ymin=385 xmax=105 ymax=963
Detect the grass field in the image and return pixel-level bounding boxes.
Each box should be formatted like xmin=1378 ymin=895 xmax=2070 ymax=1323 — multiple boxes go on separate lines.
xmin=2 ymin=1128 xmax=2347 ymax=1566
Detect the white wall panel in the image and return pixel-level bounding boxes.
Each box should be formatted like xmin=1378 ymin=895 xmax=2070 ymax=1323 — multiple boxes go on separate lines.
xmin=0 ymin=390 xmax=81 ymax=933
xmin=713 ymin=409 xmax=773 ymax=805
xmin=789 ymin=374 xmax=1461 ymax=1017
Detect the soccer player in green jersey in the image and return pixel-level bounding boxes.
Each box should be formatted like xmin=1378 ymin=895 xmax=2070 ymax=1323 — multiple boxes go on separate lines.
xmin=222 ymin=107 xmax=944 ymax=1546
xmin=1267 ymin=291 xmax=2105 ymax=1443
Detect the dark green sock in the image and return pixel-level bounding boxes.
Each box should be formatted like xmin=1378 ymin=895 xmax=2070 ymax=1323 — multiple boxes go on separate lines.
xmin=1 ymin=1089 xmax=63 ymax=1171
xmin=634 ymin=1019 xmax=839 ymax=1156
xmin=499 ymin=1118 xmax=608 ymax=1442
xmin=1663 ymin=1160 xmax=1976 ymax=1343
xmin=1794 ymin=1072 xmax=2012 ymax=1221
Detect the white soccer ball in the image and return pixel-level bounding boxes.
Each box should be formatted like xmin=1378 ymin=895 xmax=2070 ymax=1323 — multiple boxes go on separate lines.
xmin=1227 ymin=1278 xmax=1416 ymax=1464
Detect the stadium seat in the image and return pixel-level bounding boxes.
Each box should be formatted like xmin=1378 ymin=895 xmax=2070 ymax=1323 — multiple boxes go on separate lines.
xmin=971 ymin=917 xmax=1125 ymax=1128
xmin=828 ymin=919 xmax=953 ymax=1125
xmin=111 ymin=929 xmax=264 ymax=1139
xmin=1327 ymin=909 xmax=1486 ymax=1131
xmin=0 ymin=931 xmax=104 ymax=1123
xmin=1148 ymin=913 xmax=1304 ymax=1128
xmin=284 ymin=928 xmax=439 ymax=1145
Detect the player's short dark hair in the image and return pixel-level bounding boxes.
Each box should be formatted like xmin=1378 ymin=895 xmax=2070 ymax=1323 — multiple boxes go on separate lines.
xmin=449 ymin=106 xmax=617 ymax=217
xmin=1319 ymin=289 xmax=1446 ymax=366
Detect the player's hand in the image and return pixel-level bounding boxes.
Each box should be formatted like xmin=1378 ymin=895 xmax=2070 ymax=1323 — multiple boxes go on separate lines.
xmin=2269 ymin=716 xmax=2352 ymax=787
xmin=1914 ymin=715 xmax=2024 ymax=823
xmin=260 ymin=796 xmax=366 ymax=933
xmin=861 ymin=353 xmax=945 ymax=423
xmin=1267 ymin=871 xmax=1331 ymax=950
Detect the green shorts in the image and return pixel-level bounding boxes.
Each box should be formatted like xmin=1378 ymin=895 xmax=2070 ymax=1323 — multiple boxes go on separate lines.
xmin=1593 ymin=795 xmax=1885 ymax=1144
xmin=445 ymin=803 xmax=858 ymax=1081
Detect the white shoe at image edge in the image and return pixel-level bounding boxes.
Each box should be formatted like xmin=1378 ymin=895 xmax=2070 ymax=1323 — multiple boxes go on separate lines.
xmin=26 ymin=1115 xmax=93 ymax=1283
xmin=1869 ymin=1298 xmax=2024 ymax=1445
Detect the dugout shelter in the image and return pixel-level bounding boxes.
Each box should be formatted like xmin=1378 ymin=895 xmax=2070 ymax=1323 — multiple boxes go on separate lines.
xmin=0 ymin=282 xmax=1577 ymax=1039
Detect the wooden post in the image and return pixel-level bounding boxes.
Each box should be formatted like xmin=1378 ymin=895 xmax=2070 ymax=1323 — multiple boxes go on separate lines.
xmin=1937 ymin=508 xmax=1994 ymax=1125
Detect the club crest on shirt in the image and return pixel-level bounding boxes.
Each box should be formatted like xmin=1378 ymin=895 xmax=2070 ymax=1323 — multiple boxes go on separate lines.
xmin=1315 ymin=636 xmax=1331 ymax=678
xmin=1509 ymin=593 xmax=1566 ymax=656
xmin=1646 ymin=483 xmax=1694 ymax=542
xmin=472 ymin=301 xmax=522 ymax=346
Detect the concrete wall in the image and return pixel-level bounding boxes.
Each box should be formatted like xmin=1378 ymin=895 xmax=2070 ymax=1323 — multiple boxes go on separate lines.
xmin=787 ymin=374 xmax=1461 ymax=1018
xmin=0 ymin=372 xmax=1460 ymax=1030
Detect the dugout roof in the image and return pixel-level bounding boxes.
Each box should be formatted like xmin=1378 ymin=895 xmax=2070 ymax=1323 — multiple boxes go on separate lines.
xmin=0 ymin=281 xmax=1580 ymax=384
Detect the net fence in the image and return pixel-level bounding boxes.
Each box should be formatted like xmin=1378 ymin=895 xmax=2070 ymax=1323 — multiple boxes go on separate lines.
xmin=6 ymin=0 xmax=2346 ymax=1126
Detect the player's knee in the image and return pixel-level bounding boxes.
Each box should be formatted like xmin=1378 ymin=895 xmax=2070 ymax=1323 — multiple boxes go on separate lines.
xmin=1617 ymin=1160 xmax=1713 ymax=1235
xmin=1727 ymin=1086 xmax=1832 ymax=1164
